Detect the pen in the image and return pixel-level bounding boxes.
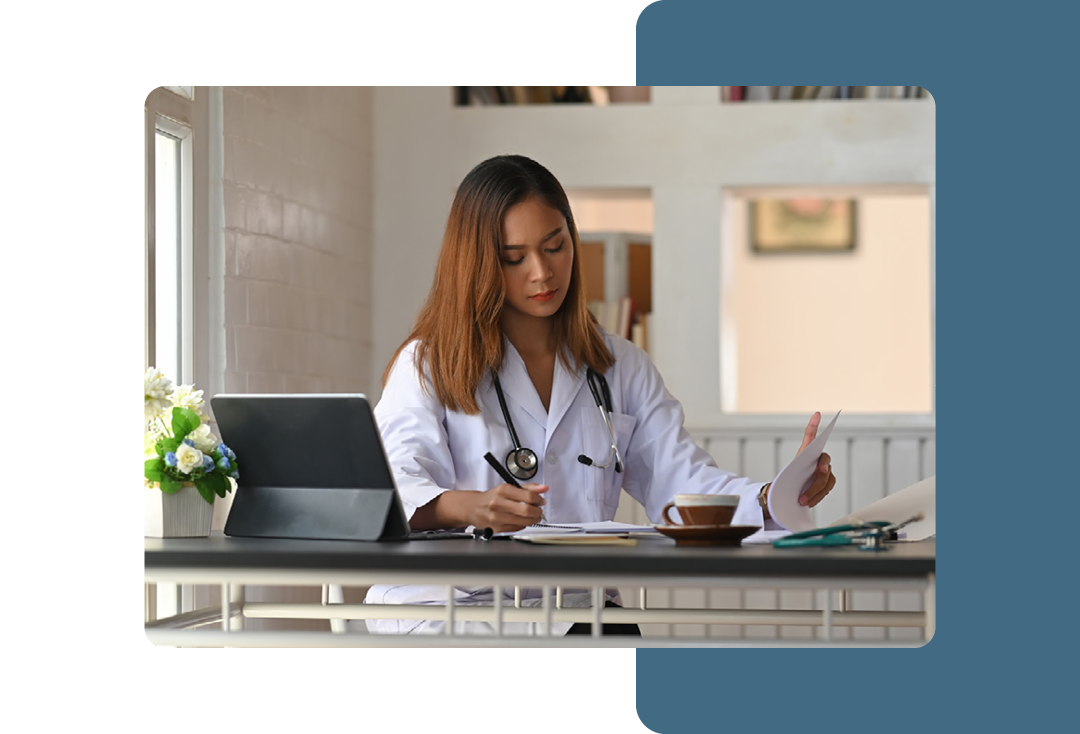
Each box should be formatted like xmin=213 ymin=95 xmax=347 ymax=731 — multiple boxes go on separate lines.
xmin=484 ymin=451 xmax=546 ymax=524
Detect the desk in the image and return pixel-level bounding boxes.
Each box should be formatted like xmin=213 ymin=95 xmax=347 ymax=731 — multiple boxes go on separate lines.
xmin=145 ymin=533 xmax=934 ymax=647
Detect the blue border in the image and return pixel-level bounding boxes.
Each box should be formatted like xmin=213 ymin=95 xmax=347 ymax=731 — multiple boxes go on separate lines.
xmin=635 ymin=1 xmax=1079 ymax=731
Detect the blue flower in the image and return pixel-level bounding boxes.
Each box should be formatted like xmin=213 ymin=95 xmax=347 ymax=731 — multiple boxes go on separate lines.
xmin=219 ymin=443 xmax=236 ymax=460
xmin=165 ymin=452 xmax=178 ymax=467
xmin=183 ymin=438 xmax=196 ymax=447
xmin=229 ymin=468 xmax=239 ymax=480
xmin=216 ymin=456 xmax=232 ymax=472
xmin=202 ymin=455 xmax=215 ymax=472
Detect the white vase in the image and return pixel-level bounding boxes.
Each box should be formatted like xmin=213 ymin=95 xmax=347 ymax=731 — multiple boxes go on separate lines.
xmin=145 ymin=483 xmax=214 ymax=538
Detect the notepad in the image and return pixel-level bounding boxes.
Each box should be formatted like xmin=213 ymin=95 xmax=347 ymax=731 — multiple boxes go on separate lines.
xmin=513 ymin=534 xmax=638 ymax=546
xmin=496 ymin=521 xmax=658 ymax=538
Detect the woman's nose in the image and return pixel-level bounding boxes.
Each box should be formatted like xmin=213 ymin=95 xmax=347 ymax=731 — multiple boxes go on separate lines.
xmin=528 ymin=254 xmax=552 ymax=281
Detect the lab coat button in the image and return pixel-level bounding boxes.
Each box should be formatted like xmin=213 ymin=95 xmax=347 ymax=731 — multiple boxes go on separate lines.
xmin=546 ymin=452 xmax=558 ymax=464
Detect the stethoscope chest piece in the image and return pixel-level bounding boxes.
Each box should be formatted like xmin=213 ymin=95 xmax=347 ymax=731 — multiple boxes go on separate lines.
xmin=505 ymin=447 xmax=538 ymax=481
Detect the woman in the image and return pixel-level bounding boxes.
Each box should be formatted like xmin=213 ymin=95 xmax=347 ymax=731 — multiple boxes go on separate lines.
xmin=363 ymin=154 xmax=836 ymax=635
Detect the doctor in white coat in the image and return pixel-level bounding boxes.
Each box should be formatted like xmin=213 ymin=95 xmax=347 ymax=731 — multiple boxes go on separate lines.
xmin=362 ymin=155 xmax=837 ymax=635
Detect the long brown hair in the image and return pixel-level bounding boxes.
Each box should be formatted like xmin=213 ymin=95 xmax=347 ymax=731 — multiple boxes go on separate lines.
xmin=383 ymin=154 xmax=614 ymax=414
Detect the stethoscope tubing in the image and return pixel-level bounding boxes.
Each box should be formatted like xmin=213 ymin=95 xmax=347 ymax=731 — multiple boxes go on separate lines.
xmin=491 ymin=366 xmax=622 ymax=480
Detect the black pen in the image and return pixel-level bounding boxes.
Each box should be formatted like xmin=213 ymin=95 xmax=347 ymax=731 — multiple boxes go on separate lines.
xmin=484 ymin=452 xmax=546 ymax=524
xmin=484 ymin=452 xmax=522 ymax=487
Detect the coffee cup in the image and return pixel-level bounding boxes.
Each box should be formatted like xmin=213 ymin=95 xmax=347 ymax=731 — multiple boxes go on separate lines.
xmin=661 ymin=494 xmax=740 ymax=527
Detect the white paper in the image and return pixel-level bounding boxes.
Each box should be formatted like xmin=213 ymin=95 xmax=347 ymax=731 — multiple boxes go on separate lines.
xmin=498 ymin=520 xmax=658 ymax=538
xmin=767 ymin=410 xmax=841 ymax=533
xmin=577 ymin=520 xmax=657 ymax=534
xmin=741 ymin=528 xmax=792 ymax=544
xmin=830 ymin=475 xmax=936 ymax=541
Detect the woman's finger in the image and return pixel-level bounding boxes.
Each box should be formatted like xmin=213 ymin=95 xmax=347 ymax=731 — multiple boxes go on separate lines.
xmin=803 ymin=471 xmax=836 ymax=508
xmin=797 ymin=412 xmax=822 ymax=455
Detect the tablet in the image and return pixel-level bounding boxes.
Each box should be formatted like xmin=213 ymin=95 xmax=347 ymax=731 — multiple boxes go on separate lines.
xmin=212 ymin=394 xmax=410 ymax=541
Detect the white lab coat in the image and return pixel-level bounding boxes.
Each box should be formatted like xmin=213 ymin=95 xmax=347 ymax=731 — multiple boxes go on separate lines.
xmin=361 ymin=330 xmax=770 ymax=635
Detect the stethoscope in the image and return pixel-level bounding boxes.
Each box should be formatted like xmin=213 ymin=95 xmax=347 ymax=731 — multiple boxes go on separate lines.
xmin=491 ymin=367 xmax=624 ymax=481
xmin=772 ymin=513 xmax=925 ymax=551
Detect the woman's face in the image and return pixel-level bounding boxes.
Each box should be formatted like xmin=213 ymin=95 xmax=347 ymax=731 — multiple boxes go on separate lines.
xmin=498 ymin=197 xmax=574 ymax=321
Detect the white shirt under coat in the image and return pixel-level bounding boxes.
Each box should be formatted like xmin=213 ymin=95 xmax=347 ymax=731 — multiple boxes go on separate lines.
xmin=362 ymin=330 xmax=770 ymax=635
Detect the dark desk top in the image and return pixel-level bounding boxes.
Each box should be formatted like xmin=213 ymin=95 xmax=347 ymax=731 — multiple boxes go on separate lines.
xmin=146 ymin=533 xmax=935 ymax=578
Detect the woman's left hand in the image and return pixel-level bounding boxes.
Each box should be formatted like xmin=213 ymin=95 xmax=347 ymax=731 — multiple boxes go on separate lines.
xmin=795 ymin=411 xmax=837 ymax=508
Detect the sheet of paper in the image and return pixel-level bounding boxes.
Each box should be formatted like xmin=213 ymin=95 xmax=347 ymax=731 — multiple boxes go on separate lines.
xmin=741 ymin=528 xmax=792 ymax=544
xmin=829 ymin=475 xmax=935 ymax=541
xmin=497 ymin=521 xmax=656 ymax=538
xmin=496 ymin=524 xmax=585 ymax=537
xmin=514 ymin=534 xmax=638 ymax=546
xmin=767 ymin=409 xmax=841 ymax=533
xmin=577 ymin=520 xmax=657 ymax=534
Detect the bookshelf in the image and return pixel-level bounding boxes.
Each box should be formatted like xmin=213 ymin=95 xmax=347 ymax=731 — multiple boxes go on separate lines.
xmin=578 ymin=231 xmax=652 ymax=351
xmin=722 ymin=86 xmax=931 ymax=102
xmin=454 ymin=86 xmax=930 ymax=105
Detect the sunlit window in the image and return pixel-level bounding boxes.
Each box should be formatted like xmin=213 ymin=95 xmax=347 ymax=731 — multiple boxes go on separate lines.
xmin=154 ymin=130 xmax=182 ymax=382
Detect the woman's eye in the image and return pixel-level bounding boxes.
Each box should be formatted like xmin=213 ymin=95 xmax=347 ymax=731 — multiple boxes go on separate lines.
xmin=546 ymin=243 xmax=564 ymax=254
xmin=503 ymin=257 xmax=525 ymax=266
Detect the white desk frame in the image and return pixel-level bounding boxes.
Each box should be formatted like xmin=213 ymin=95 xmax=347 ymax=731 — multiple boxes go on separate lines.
xmin=145 ymin=565 xmax=934 ymax=647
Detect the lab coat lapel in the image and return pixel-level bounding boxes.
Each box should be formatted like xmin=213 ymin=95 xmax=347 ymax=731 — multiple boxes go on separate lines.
xmin=498 ymin=341 xmax=548 ymax=428
xmin=545 ymin=353 xmax=586 ymax=446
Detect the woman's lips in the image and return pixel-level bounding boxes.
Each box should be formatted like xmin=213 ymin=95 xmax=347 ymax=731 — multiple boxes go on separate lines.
xmin=530 ymin=290 xmax=556 ymax=303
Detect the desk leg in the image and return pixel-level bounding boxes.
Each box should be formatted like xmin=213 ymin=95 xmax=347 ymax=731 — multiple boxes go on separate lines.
xmin=222 ymin=584 xmax=231 ymax=633
xmin=925 ymin=573 xmax=935 ymax=642
xmin=445 ymin=585 xmax=455 ymax=636
xmin=230 ymin=584 xmax=245 ymax=632
xmin=822 ymin=588 xmax=833 ymax=641
xmin=542 ymin=585 xmax=552 ymax=637
xmin=592 ymin=587 xmax=603 ymax=639
xmin=494 ymin=584 xmax=503 ymax=637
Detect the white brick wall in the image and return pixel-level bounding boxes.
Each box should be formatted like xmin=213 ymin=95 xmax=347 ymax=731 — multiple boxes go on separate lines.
xmin=213 ymin=86 xmax=374 ymax=631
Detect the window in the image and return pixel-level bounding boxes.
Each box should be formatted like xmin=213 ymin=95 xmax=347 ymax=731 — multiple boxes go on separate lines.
xmin=146 ymin=95 xmax=194 ymax=385
xmin=145 ymin=87 xmax=205 ymax=622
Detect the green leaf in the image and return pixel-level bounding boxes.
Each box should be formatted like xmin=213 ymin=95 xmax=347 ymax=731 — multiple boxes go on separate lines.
xmin=193 ymin=479 xmax=215 ymax=505
xmin=159 ymin=476 xmax=182 ymax=494
xmin=144 ymin=458 xmax=164 ymax=482
xmin=158 ymin=436 xmax=182 ymax=455
xmin=171 ymin=407 xmax=201 ymax=440
xmin=201 ymin=471 xmax=229 ymax=499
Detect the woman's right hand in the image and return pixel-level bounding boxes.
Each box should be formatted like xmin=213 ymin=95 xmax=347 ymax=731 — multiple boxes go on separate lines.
xmin=464 ymin=483 xmax=549 ymax=533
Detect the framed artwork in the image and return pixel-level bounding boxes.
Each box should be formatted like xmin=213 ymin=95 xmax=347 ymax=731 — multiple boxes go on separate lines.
xmin=750 ymin=198 xmax=857 ymax=252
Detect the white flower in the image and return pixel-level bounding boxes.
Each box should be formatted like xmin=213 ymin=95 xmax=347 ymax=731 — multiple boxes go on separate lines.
xmin=188 ymin=423 xmax=219 ymax=453
xmin=172 ymin=384 xmax=207 ymax=420
xmin=144 ymin=367 xmax=175 ymax=424
xmin=174 ymin=443 xmax=204 ymax=475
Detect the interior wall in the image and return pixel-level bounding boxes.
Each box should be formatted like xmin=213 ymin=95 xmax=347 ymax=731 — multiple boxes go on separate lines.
xmin=729 ymin=194 xmax=933 ymax=413
xmin=213 ymin=86 xmax=375 ymax=630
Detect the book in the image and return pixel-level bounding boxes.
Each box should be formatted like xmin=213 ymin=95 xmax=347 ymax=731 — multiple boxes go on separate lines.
xmin=729 ymin=86 xmax=745 ymax=101
xmin=777 ymin=86 xmax=794 ymax=100
xmin=816 ymin=85 xmax=837 ymax=99
xmin=746 ymin=86 xmax=773 ymax=101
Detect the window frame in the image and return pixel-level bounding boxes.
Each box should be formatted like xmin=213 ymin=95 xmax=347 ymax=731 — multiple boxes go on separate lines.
xmin=144 ymin=86 xmax=221 ymax=620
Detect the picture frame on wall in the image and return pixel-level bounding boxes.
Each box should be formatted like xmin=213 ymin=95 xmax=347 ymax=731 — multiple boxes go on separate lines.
xmin=750 ymin=199 xmax=857 ymax=252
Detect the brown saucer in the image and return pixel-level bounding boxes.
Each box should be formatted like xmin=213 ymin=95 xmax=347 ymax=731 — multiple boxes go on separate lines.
xmin=653 ymin=524 xmax=761 ymax=547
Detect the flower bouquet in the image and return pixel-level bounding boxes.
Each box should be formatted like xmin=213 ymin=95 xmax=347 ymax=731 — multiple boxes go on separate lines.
xmin=144 ymin=367 xmax=238 ymax=508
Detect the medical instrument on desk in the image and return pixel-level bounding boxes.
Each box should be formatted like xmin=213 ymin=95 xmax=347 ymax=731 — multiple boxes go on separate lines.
xmin=491 ymin=367 xmax=621 ymax=479
xmin=773 ymin=513 xmax=925 ymax=551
